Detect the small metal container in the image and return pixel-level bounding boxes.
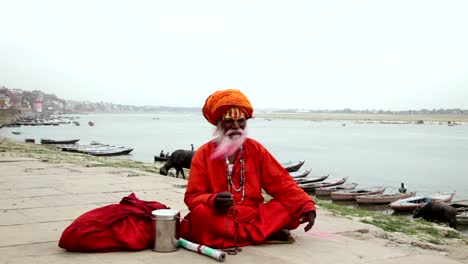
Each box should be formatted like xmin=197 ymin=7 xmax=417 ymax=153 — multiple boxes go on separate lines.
xmin=152 ymin=209 xmax=180 ymax=252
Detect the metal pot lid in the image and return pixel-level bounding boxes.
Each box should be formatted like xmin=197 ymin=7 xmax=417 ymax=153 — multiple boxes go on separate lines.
xmin=152 ymin=209 xmax=179 ymax=220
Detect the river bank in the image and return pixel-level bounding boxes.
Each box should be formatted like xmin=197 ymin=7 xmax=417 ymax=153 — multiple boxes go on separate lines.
xmin=1 ymin=137 xmax=467 ymax=263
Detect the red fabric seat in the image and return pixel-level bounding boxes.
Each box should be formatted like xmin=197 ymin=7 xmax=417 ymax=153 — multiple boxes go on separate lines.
xmin=59 ymin=193 xmax=168 ymax=252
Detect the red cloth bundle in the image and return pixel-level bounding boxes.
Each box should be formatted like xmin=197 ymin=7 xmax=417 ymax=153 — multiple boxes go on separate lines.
xmin=58 ymin=193 xmax=168 ymax=252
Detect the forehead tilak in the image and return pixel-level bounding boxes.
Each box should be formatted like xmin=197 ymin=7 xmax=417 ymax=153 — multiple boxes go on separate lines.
xmin=222 ymin=107 xmax=245 ymax=120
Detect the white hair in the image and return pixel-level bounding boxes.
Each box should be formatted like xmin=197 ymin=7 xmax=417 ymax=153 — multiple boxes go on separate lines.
xmin=210 ymin=120 xmax=248 ymax=160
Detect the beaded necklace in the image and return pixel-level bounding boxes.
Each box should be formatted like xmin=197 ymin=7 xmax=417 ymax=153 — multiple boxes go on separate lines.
xmin=225 ymin=145 xmax=245 ymax=203
xmin=222 ymin=145 xmax=244 ymax=255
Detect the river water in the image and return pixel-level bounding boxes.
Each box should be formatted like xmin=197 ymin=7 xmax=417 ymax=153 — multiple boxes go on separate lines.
xmin=1 ymin=112 xmax=467 ymax=202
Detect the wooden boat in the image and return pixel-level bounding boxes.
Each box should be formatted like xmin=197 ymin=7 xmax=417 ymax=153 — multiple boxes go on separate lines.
xmin=447 ymin=200 xmax=468 ymax=225
xmin=41 ymin=139 xmax=80 ymax=144
xmin=457 ymin=211 xmax=468 ymax=225
xmin=331 ymin=187 xmax=386 ymax=201
xmin=57 ymin=144 xmax=94 ymax=152
xmin=83 ymin=147 xmax=133 ymax=156
xmin=58 ymin=145 xmax=81 ymax=152
xmin=154 ymin=155 xmax=170 ymax=162
xmin=57 ymin=143 xmax=133 ymax=157
xmin=389 ymin=196 xmax=428 ymax=211
xmin=315 ymin=183 xmax=358 ymax=196
xmin=282 ymin=160 xmax=305 ymax=172
xmin=389 ymin=191 xmax=456 ymax=211
xmin=356 ymin=192 xmax=416 ymax=205
xmin=75 ymin=145 xmax=114 ymax=152
xmin=289 ymin=169 xmax=311 ymax=178
xmin=294 ymin=174 xmax=329 ymax=184
xmin=449 ymin=200 xmax=468 ymax=211
xmin=299 ymin=177 xmax=348 ymax=192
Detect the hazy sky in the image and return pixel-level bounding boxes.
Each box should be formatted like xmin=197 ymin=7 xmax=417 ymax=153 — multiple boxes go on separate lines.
xmin=1 ymin=1 xmax=467 ymax=110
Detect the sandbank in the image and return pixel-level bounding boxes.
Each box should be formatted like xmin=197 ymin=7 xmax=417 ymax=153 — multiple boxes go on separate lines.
xmin=255 ymin=112 xmax=468 ymax=123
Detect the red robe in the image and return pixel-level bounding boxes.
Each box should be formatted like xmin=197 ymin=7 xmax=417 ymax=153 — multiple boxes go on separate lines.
xmin=180 ymin=138 xmax=316 ymax=248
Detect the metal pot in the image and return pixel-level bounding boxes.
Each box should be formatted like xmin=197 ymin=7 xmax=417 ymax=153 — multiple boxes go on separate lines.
xmin=151 ymin=209 xmax=180 ymax=252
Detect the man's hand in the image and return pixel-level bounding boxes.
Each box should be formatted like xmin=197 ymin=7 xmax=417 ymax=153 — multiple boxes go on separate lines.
xmin=213 ymin=191 xmax=234 ymax=210
xmin=300 ymin=211 xmax=316 ymax=232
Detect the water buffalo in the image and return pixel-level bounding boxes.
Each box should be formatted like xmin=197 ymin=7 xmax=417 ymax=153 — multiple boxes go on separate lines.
xmin=159 ymin=149 xmax=195 ymax=179
xmin=413 ymin=201 xmax=457 ymax=229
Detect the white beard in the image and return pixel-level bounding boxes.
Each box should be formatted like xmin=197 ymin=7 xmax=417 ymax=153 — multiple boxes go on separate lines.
xmin=210 ymin=128 xmax=247 ymax=160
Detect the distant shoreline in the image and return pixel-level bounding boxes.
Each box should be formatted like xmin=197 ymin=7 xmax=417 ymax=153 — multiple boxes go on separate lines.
xmin=254 ymin=113 xmax=468 ymax=123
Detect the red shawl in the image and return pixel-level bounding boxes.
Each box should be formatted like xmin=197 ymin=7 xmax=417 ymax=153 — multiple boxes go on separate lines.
xmin=59 ymin=193 xmax=168 ymax=252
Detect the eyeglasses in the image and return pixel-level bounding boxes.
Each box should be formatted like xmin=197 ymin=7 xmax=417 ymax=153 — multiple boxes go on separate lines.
xmin=223 ymin=118 xmax=246 ymax=126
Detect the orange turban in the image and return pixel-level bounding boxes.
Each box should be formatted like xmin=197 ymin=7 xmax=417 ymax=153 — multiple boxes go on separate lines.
xmin=202 ymin=89 xmax=254 ymax=125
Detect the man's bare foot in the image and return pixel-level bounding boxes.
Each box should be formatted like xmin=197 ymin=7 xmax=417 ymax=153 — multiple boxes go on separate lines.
xmin=266 ymin=229 xmax=291 ymax=241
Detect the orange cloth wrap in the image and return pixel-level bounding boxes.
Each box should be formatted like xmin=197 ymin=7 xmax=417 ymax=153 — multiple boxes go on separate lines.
xmin=202 ymin=89 xmax=254 ymax=125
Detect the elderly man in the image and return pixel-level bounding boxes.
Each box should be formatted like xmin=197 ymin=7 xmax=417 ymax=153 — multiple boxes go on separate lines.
xmin=180 ymin=89 xmax=316 ymax=252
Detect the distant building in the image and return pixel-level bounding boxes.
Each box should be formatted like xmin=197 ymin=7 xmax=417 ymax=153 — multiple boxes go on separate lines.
xmin=33 ymin=99 xmax=43 ymax=113
xmin=0 ymin=91 xmax=12 ymax=109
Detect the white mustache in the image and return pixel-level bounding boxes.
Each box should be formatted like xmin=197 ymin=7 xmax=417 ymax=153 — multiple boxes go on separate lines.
xmin=210 ymin=129 xmax=247 ymax=160
xmin=225 ymin=128 xmax=243 ymax=137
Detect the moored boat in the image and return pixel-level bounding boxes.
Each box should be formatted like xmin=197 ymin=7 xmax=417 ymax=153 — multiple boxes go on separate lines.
xmin=315 ymin=183 xmax=358 ymax=196
xmin=83 ymin=147 xmax=133 ymax=156
xmin=68 ymin=145 xmax=112 ymax=152
xmin=282 ymin=160 xmax=305 ymax=172
xmin=356 ymin=192 xmax=416 ymax=204
xmin=449 ymin=200 xmax=468 ymax=211
xmin=41 ymin=139 xmax=80 ymax=144
xmin=299 ymin=177 xmax=348 ymax=192
xmin=457 ymin=211 xmax=468 ymax=225
xmin=389 ymin=191 xmax=456 ymax=211
xmin=448 ymin=200 xmax=468 ymax=225
xmin=154 ymin=155 xmax=170 ymax=162
xmin=290 ymin=169 xmax=312 ymax=178
xmin=294 ymin=174 xmax=329 ymax=184
xmin=56 ymin=142 xmax=134 ymax=157
xmin=331 ymin=187 xmax=386 ymax=201
xmin=57 ymin=144 xmax=82 ymax=152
